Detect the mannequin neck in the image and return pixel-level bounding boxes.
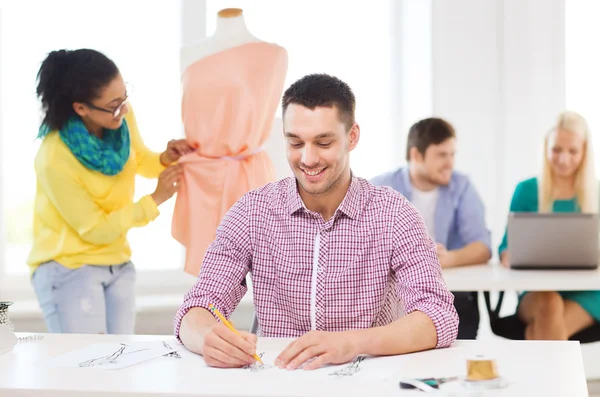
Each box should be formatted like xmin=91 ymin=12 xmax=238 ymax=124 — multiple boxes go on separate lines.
xmin=213 ymin=12 xmax=253 ymax=40
xmin=179 ymin=8 xmax=262 ymax=74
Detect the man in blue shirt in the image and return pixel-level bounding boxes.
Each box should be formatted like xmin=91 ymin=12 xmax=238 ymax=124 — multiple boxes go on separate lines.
xmin=371 ymin=118 xmax=491 ymax=339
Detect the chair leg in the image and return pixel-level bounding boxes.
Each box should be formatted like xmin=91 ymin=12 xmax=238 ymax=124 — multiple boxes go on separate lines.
xmin=484 ymin=291 xmax=505 ymax=321
xmin=249 ymin=313 xmax=259 ymax=335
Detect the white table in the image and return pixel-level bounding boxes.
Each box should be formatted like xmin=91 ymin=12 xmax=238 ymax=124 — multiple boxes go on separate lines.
xmin=0 ymin=333 xmax=588 ymax=397
xmin=443 ymin=263 xmax=600 ymax=292
xmin=443 ymin=263 xmax=600 ymax=382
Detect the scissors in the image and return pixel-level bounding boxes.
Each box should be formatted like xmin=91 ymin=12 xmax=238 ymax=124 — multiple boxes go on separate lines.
xmin=399 ymin=377 xmax=460 ymax=392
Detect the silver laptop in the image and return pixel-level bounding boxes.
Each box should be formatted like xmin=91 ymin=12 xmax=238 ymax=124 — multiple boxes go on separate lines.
xmin=508 ymin=213 xmax=599 ymax=270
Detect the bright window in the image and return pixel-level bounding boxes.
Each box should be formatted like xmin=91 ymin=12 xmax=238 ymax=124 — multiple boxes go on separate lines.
xmin=565 ymin=0 xmax=600 ymax=173
xmin=205 ymin=0 xmax=395 ymax=180
xmin=0 ymin=0 xmax=183 ymax=276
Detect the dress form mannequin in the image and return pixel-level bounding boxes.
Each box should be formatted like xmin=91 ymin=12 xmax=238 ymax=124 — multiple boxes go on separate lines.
xmin=174 ymin=7 xmax=288 ymax=276
xmin=180 ymin=8 xmax=265 ymax=74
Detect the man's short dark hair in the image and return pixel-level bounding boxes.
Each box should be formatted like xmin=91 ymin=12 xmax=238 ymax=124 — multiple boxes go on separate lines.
xmin=406 ymin=118 xmax=456 ymax=161
xmin=281 ymin=74 xmax=356 ymax=130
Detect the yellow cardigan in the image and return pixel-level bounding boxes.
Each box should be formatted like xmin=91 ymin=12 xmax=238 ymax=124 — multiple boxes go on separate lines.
xmin=27 ymin=109 xmax=166 ymax=273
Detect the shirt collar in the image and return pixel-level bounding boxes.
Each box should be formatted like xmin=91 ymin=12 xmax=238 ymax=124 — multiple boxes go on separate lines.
xmin=285 ymin=177 xmax=305 ymax=215
xmin=285 ymin=174 xmax=362 ymax=220
xmin=336 ymin=175 xmax=361 ymax=220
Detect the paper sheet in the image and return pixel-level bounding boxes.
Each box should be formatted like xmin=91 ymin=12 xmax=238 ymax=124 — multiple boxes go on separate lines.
xmin=43 ymin=341 xmax=179 ymax=370
xmin=169 ymin=349 xmax=400 ymax=381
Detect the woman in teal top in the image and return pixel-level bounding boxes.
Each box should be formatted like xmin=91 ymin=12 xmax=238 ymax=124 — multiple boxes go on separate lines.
xmin=499 ymin=111 xmax=600 ymax=340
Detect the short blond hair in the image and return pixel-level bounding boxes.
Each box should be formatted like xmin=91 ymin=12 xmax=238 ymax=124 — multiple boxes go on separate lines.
xmin=539 ymin=111 xmax=598 ymax=213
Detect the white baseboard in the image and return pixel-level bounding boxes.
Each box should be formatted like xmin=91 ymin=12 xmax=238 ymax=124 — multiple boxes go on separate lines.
xmin=9 ymin=295 xmax=256 ymax=335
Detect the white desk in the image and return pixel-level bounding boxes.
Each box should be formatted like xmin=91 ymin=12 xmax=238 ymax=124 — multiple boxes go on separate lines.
xmin=0 ymin=333 xmax=588 ymax=397
xmin=443 ymin=263 xmax=600 ymax=292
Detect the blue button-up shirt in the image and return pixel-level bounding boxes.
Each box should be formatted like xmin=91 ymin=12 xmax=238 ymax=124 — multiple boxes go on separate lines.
xmin=371 ymin=167 xmax=491 ymax=252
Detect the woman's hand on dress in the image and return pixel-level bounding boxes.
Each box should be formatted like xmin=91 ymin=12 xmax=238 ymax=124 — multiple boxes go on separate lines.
xmin=160 ymin=139 xmax=194 ymax=166
xmin=151 ymin=164 xmax=183 ymax=206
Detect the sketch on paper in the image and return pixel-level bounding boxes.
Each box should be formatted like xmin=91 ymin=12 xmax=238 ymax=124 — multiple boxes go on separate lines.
xmin=43 ymin=341 xmax=177 ymax=370
xmin=234 ymin=352 xmax=369 ymax=376
xmin=78 ymin=343 xmax=149 ymax=367
xmin=243 ymin=352 xmax=272 ymax=371
xmin=162 ymin=341 xmax=182 ymax=359
xmin=329 ymin=355 xmax=366 ymax=377
xmin=238 ymin=352 xmax=365 ymax=376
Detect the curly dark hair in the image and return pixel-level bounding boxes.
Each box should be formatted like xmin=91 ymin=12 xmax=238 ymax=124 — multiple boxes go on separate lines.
xmin=36 ymin=48 xmax=119 ymax=131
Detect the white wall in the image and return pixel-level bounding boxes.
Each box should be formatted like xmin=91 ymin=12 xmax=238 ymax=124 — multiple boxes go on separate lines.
xmin=432 ymin=0 xmax=502 ymax=247
xmin=264 ymin=117 xmax=293 ymax=180
xmin=6 ymin=0 xmax=574 ymax=337
xmin=181 ymin=0 xmax=206 ymax=46
xmin=395 ymin=0 xmax=433 ymax=163
xmin=431 ymin=0 xmax=565 ymax=253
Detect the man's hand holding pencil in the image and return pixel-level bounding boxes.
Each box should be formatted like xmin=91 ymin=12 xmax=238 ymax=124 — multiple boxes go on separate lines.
xmin=200 ymin=304 xmax=261 ymax=368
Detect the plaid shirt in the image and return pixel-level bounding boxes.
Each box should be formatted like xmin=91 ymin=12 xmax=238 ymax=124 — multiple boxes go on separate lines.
xmin=174 ymin=176 xmax=459 ymax=348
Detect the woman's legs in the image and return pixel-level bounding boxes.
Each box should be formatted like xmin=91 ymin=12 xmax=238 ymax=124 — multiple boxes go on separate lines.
xmin=104 ymin=262 xmax=136 ymax=334
xmin=518 ymin=292 xmax=566 ymax=340
xmin=31 ymin=261 xmax=107 ymax=333
xmin=518 ymin=291 xmax=594 ymax=340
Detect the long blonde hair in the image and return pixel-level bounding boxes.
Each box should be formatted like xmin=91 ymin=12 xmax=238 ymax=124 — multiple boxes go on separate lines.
xmin=539 ymin=111 xmax=598 ymax=213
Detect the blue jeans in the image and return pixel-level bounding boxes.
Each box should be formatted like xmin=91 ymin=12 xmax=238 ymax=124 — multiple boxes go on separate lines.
xmin=31 ymin=261 xmax=136 ymax=334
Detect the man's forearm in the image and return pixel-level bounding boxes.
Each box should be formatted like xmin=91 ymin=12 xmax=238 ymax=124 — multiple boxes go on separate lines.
xmin=179 ymin=307 xmax=217 ymax=355
xmin=350 ymin=311 xmax=438 ymax=356
xmin=449 ymin=241 xmax=491 ymax=267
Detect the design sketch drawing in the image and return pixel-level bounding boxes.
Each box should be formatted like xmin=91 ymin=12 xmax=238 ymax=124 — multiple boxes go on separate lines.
xmin=329 ymin=355 xmax=366 ymax=376
xmin=162 ymin=341 xmax=182 ymax=359
xmin=237 ymin=352 xmax=367 ymax=376
xmin=43 ymin=341 xmax=177 ymax=371
xmin=78 ymin=343 xmax=149 ymax=367
xmin=243 ymin=352 xmax=270 ymax=371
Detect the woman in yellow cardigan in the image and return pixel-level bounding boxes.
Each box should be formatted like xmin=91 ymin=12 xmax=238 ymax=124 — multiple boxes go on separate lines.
xmin=27 ymin=49 xmax=193 ymax=334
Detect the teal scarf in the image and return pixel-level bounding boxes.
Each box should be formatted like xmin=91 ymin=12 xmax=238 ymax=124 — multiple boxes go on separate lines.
xmin=38 ymin=117 xmax=130 ymax=176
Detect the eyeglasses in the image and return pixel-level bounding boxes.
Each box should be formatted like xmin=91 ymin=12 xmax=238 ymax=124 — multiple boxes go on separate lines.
xmin=86 ymin=83 xmax=133 ymax=119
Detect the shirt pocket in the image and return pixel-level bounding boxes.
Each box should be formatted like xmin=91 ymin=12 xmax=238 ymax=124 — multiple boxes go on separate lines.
xmin=331 ymin=246 xmax=391 ymax=296
xmin=327 ymin=234 xmax=392 ymax=325
xmin=329 ymin=221 xmax=390 ymax=282
xmin=251 ymin=241 xmax=313 ymax=327
xmin=273 ymin=241 xmax=313 ymax=296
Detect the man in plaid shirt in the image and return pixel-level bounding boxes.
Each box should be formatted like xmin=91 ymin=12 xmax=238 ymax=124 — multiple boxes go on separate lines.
xmin=175 ymin=74 xmax=459 ymax=370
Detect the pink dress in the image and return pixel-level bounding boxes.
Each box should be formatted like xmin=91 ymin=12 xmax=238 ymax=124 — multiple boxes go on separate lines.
xmin=173 ymin=42 xmax=288 ymax=276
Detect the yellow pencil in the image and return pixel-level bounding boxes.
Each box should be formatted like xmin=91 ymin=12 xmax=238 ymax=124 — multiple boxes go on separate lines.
xmin=208 ymin=304 xmax=263 ymax=365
